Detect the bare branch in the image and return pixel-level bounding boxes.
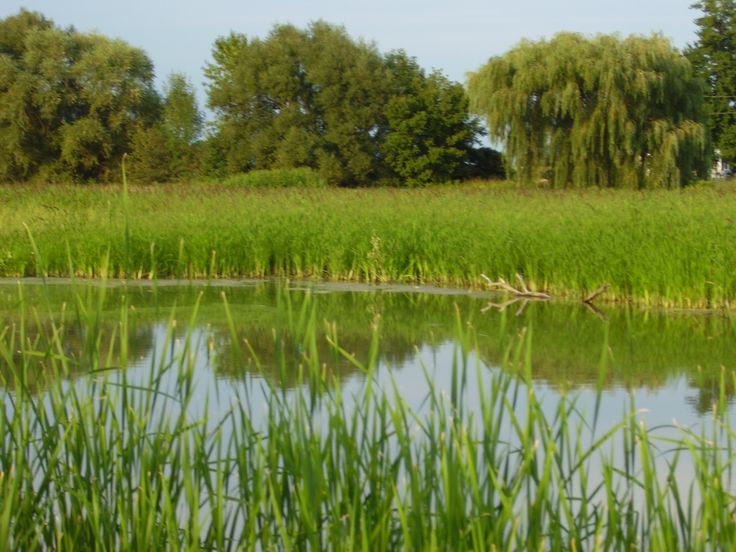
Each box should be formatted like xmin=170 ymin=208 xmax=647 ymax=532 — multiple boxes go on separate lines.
xmin=481 ymin=273 xmax=551 ymax=300
xmin=515 ymin=273 xmax=530 ymax=294
xmin=583 ymin=284 xmax=609 ymax=304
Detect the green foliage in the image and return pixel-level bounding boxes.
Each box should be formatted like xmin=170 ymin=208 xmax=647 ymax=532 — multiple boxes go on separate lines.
xmin=0 ymin=12 xmax=491 ymax=185
xmin=0 ymin=10 xmax=160 ymax=182
xmin=205 ymin=23 xmax=385 ymax=185
xmin=205 ymin=22 xmax=482 ymax=186
xmin=127 ymin=125 xmax=174 ymax=183
xmin=128 ymin=73 xmax=203 ymax=182
xmin=687 ymin=0 xmax=736 ymax=162
xmin=468 ymin=33 xmax=710 ymax=188
xmin=162 ymin=73 xmax=203 ymax=147
xmin=464 ymin=146 xmax=505 ymax=179
xmin=383 ymin=51 xmax=482 ymax=185
xmin=221 ymin=167 xmax=326 ymax=188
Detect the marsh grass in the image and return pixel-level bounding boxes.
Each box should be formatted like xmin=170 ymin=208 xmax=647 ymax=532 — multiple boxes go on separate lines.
xmin=0 ymin=280 xmax=735 ymax=549
xmin=2 ymin=184 xmax=736 ymax=308
xmin=220 ymin=168 xmax=326 ymax=188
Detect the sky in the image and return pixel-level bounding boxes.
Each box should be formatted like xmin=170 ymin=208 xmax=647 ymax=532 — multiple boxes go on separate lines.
xmin=2 ymin=0 xmax=701 ymax=108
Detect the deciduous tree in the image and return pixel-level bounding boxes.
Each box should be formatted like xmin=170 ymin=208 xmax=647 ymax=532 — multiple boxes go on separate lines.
xmin=468 ymin=33 xmax=709 ymax=188
xmin=383 ymin=51 xmax=482 ymax=185
xmin=205 ymin=22 xmax=482 ymax=186
xmin=206 ymin=23 xmax=388 ymax=185
xmin=0 ymin=10 xmax=159 ymax=182
xmin=129 ymin=73 xmax=203 ymax=181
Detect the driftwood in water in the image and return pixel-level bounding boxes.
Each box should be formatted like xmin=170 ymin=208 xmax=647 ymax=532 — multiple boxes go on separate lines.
xmin=583 ymin=284 xmax=609 ymax=304
xmin=481 ymin=273 xmax=609 ymax=315
xmin=480 ymin=273 xmax=551 ymax=300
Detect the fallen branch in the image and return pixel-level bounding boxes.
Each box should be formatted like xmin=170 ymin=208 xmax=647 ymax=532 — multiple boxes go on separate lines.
xmin=480 ymin=274 xmax=610 ymax=317
xmin=583 ymin=284 xmax=609 ymax=304
xmin=481 ymin=273 xmax=551 ymax=300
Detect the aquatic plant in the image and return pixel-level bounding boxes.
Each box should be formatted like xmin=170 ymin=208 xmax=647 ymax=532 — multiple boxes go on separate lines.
xmin=1 ymin=184 xmax=736 ymax=308
xmin=0 ymin=282 xmax=734 ymax=549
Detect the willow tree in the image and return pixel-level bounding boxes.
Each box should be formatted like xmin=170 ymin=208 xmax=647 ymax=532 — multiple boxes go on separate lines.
xmin=467 ymin=33 xmax=710 ymax=188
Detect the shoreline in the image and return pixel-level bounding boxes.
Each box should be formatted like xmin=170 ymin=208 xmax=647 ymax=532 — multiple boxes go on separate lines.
xmin=0 ymin=275 xmax=731 ymax=316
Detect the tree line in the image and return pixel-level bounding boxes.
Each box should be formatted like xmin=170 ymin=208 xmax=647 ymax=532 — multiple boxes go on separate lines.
xmin=0 ymin=4 xmax=734 ymax=187
xmin=0 ymin=10 xmax=499 ymax=186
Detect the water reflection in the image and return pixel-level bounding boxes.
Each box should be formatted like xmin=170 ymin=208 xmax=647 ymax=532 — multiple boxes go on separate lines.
xmin=0 ymin=279 xmax=734 ymax=416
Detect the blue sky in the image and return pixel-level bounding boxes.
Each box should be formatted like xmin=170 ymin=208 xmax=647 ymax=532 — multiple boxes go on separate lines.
xmin=2 ymin=0 xmax=700 ymax=106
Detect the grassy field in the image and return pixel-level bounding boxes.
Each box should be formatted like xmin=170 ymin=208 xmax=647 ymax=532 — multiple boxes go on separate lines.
xmin=1 ymin=182 xmax=736 ymax=307
xmin=1 ymin=283 xmax=735 ymax=549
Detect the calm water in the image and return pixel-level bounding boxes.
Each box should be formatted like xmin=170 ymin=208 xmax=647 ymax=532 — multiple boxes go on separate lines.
xmin=1 ymin=278 xmax=734 ymax=432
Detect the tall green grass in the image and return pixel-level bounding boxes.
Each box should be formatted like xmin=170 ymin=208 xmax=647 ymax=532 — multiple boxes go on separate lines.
xmin=0 ymin=282 xmax=735 ymax=549
xmin=220 ymin=167 xmax=327 ymax=188
xmin=1 ymin=184 xmax=736 ymax=307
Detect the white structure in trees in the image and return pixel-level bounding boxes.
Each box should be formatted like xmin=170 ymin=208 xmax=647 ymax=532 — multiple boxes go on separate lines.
xmin=712 ymin=150 xmax=731 ymax=179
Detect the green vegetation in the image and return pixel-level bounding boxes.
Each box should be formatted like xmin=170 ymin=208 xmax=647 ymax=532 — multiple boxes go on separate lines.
xmin=4 ymin=7 xmax=736 ymax=187
xmin=3 ymin=4 xmax=736 ymax=549
xmin=0 ymin=10 xmax=160 ymax=182
xmin=687 ymin=0 xmax=736 ymax=162
xmin=221 ymin=168 xmax=326 ymax=188
xmin=0 ymin=11 xmax=499 ymax=186
xmin=1 ymin=184 xmax=736 ymax=308
xmin=468 ymin=33 xmax=709 ymax=188
xmin=1 ymin=282 xmax=736 ymax=549
xmin=127 ymin=73 xmax=204 ymax=183
xmin=205 ymin=22 xmax=482 ymax=186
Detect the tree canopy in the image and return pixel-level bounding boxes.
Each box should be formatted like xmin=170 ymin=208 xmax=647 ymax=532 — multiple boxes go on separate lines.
xmin=129 ymin=73 xmax=203 ymax=182
xmin=383 ymin=52 xmax=483 ymax=184
xmin=205 ymin=22 xmax=482 ymax=186
xmin=687 ymin=0 xmax=736 ymax=162
xmin=468 ymin=33 xmax=710 ymax=188
xmin=0 ymin=10 xmax=160 ymax=182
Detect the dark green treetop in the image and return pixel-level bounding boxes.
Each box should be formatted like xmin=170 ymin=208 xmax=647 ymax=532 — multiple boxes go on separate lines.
xmin=205 ymin=23 xmax=389 ymax=185
xmin=383 ymin=51 xmax=482 ymax=185
xmin=205 ymin=22 xmax=481 ymax=186
xmin=129 ymin=73 xmax=203 ymax=182
xmin=687 ymin=0 xmax=736 ymax=162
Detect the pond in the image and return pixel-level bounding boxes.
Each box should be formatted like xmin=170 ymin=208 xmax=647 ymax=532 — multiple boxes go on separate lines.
xmin=1 ymin=278 xmax=733 ymax=425
xmin=1 ymin=278 xmax=734 ymax=549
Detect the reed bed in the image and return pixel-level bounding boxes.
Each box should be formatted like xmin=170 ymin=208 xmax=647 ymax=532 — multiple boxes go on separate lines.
xmin=0 ymin=282 xmax=735 ymax=549
xmin=1 ymin=183 xmax=736 ymax=307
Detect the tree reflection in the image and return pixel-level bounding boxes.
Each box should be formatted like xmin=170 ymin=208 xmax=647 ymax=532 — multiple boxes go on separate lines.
xmin=0 ymin=281 xmax=734 ymax=415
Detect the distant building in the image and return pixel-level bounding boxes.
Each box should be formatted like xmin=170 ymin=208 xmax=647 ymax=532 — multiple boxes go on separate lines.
xmin=712 ymin=150 xmax=731 ymax=179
